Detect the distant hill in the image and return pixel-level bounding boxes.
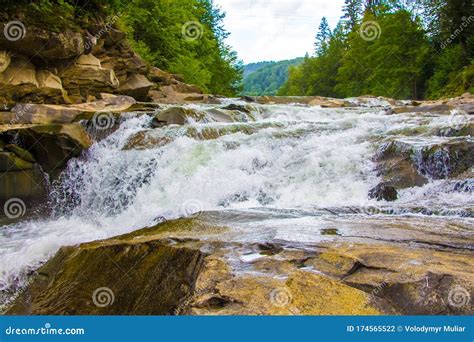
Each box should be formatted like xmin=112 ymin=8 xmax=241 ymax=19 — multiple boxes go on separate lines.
xmin=243 ymin=61 xmax=273 ymax=78
xmin=241 ymin=58 xmax=304 ymax=96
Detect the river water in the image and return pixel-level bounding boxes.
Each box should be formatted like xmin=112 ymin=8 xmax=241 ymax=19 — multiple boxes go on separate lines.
xmin=1 ymin=99 xmax=473 ymax=302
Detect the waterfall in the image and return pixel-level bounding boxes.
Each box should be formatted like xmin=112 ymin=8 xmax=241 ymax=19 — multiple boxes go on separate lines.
xmin=0 ymin=100 xmax=472 ymax=298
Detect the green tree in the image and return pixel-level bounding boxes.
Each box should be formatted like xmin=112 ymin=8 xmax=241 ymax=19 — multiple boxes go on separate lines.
xmin=341 ymin=0 xmax=363 ymax=31
xmin=121 ymin=0 xmax=242 ymax=96
xmin=314 ymin=17 xmax=332 ymax=55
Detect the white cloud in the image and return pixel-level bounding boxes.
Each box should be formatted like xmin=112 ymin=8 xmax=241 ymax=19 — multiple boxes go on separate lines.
xmin=214 ymin=0 xmax=345 ymax=63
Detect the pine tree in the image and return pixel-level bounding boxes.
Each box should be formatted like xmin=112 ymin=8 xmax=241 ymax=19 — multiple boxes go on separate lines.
xmin=314 ymin=17 xmax=332 ymax=55
xmin=341 ymin=0 xmax=363 ymax=31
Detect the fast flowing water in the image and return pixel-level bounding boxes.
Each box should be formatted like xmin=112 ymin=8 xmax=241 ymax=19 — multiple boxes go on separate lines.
xmin=1 ymin=99 xmax=473 ymax=300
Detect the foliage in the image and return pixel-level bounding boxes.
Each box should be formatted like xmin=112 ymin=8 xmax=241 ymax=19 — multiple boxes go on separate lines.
xmin=120 ymin=0 xmax=242 ymax=96
xmin=279 ymin=0 xmax=473 ymax=100
xmin=314 ymin=17 xmax=331 ymax=55
xmin=242 ymin=58 xmax=303 ymax=96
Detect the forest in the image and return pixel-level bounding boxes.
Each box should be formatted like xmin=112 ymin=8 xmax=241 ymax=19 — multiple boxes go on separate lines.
xmin=242 ymin=58 xmax=303 ymax=96
xmin=279 ymin=0 xmax=473 ymax=100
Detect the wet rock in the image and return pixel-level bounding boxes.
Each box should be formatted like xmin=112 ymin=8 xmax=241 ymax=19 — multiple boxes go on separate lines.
xmin=391 ymin=104 xmax=453 ymax=114
xmin=1 ymin=124 xmax=92 ymax=178
xmin=5 ymin=214 xmax=474 ymax=315
xmin=152 ymin=107 xmax=204 ymax=127
xmin=375 ymin=139 xmax=474 ymax=188
xmin=6 ymin=218 xmax=389 ymax=315
xmin=375 ymin=142 xmax=428 ymax=189
xmin=6 ymin=240 xmax=206 ymax=315
xmin=415 ymin=141 xmax=474 ymax=179
xmin=368 ymin=183 xmax=398 ymax=201
xmin=222 ymin=104 xmax=251 ymax=114
xmin=332 ymin=244 xmax=474 ymax=315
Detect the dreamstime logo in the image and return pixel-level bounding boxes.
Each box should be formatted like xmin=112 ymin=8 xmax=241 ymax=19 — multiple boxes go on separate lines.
xmin=448 ymin=109 xmax=470 ymax=130
xmin=269 ymin=287 xmax=292 ymax=307
xmin=3 ymin=198 xmax=26 ymax=219
xmin=3 ymin=21 xmax=26 ymax=41
xmin=91 ymin=112 xmax=115 ymax=130
xmin=447 ymin=285 xmax=471 ymax=308
xmin=182 ymin=21 xmax=204 ymax=41
xmin=180 ymin=199 xmax=203 ymax=217
xmin=10 ymin=103 xmax=33 ymax=124
xmin=441 ymin=15 xmax=474 ymax=49
xmin=359 ymin=21 xmax=381 ymax=41
xmin=92 ymin=287 xmax=115 ymax=307
xmin=84 ymin=12 xmax=121 ymax=50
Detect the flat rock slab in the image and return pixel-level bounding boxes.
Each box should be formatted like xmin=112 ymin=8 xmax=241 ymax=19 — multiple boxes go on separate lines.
xmin=5 ymin=211 xmax=473 ymax=315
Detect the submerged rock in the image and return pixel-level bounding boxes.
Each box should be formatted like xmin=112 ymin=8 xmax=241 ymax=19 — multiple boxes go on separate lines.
xmin=368 ymin=183 xmax=398 ymax=201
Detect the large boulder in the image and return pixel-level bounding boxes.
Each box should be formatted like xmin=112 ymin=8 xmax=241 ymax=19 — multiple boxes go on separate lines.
xmin=0 ymin=141 xmax=47 ymax=218
xmin=374 ymin=139 xmax=474 ymax=189
xmin=368 ymin=183 xmax=398 ymax=201
xmin=1 ymin=123 xmax=92 ymax=178
xmin=6 ymin=218 xmax=391 ymax=315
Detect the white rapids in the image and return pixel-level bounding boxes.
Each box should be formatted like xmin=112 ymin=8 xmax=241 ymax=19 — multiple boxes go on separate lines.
xmin=0 ymin=100 xmax=473 ymax=295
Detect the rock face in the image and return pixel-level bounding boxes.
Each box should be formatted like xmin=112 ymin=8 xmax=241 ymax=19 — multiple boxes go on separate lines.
xmin=6 ymin=214 xmax=473 ymax=315
xmin=373 ymin=139 xmax=474 ymax=191
xmin=0 ymin=18 xmax=205 ymax=106
xmin=1 ymin=95 xmax=136 ymax=125
xmin=60 ymin=54 xmax=120 ymax=102
xmin=0 ymin=123 xmax=91 ymax=218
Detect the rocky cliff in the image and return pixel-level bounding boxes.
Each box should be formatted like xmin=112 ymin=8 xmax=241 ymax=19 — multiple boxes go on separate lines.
xmin=0 ymin=11 xmax=209 ymax=107
xmin=0 ymin=9 xmax=218 ymax=221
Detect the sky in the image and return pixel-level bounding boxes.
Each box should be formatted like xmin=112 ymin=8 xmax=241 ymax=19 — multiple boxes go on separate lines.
xmin=214 ymin=0 xmax=345 ymax=64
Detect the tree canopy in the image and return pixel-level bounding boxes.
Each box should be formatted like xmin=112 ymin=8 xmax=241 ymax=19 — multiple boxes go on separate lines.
xmin=279 ymin=0 xmax=473 ymax=99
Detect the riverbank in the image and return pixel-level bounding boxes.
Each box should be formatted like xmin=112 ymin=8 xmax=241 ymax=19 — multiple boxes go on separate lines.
xmin=1 ymin=93 xmax=473 ymax=315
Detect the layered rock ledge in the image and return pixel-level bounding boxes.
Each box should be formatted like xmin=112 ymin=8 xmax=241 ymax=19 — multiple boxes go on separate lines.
xmin=6 ymin=212 xmax=473 ymax=315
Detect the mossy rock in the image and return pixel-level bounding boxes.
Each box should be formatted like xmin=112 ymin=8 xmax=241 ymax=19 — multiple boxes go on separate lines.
xmin=2 ymin=123 xmax=92 ymax=178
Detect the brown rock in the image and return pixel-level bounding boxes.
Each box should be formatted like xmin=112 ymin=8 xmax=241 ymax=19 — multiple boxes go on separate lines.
xmin=117 ymin=74 xmax=154 ymax=101
xmin=0 ymin=51 xmax=11 ymax=72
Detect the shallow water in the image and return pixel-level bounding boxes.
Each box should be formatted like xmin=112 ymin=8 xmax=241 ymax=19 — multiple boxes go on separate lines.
xmin=1 ymin=100 xmax=473 ymax=295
